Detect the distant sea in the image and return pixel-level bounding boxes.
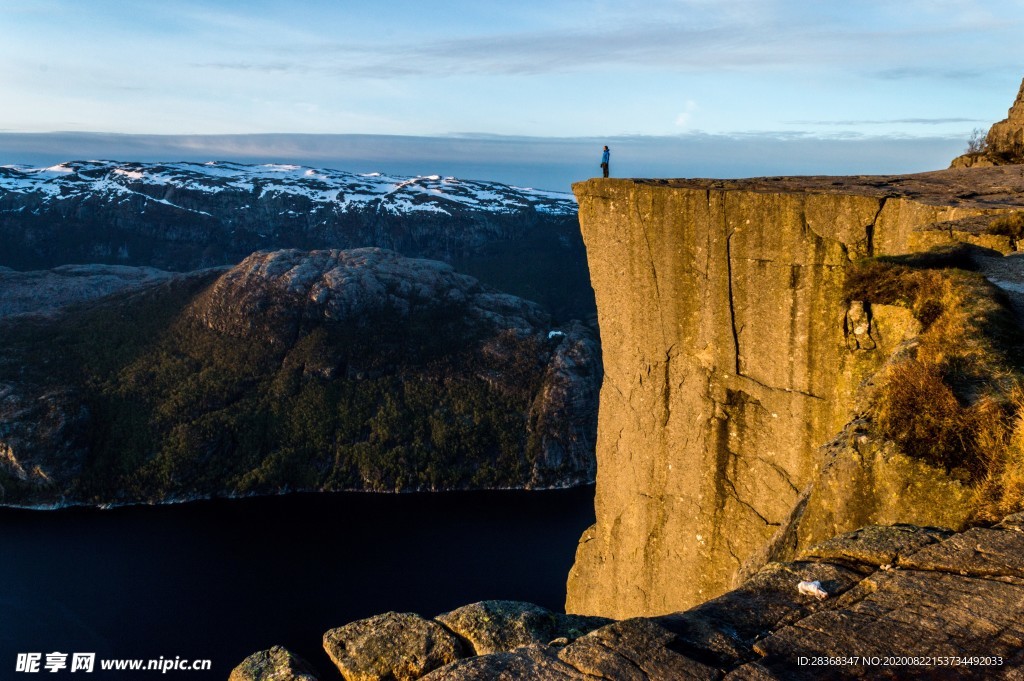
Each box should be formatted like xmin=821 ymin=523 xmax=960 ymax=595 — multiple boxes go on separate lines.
xmin=0 ymin=131 xmax=967 ymax=193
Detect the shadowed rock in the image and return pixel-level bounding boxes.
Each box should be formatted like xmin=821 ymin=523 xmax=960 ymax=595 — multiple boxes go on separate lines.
xmin=0 ymin=264 xmax=193 ymax=319
xmin=435 ymin=601 xmax=610 ymax=655
xmin=228 ymin=646 xmax=320 ymax=681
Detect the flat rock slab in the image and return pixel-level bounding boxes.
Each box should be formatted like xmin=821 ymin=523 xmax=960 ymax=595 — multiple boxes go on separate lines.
xmin=420 ymin=647 xmax=582 ymax=681
xmin=796 ymin=524 xmax=953 ymax=569
xmin=753 ymin=569 xmax=1024 ymax=678
xmin=423 ymin=521 xmax=1024 ymax=679
xmin=660 ymin=560 xmax=864 ymax=666
xmin=229 ymin=646 xmax=320 ymax=681
xmin=897 ymin=527 xmax=1024 ymax=580
xmin=0 ymin=264 xmax=182 ymax=318
xmin=436 ymin=600 xmax=610 ymax=655
xmin=623 ymin=166 xmax=1024 ymax=209
xmin=323 ymin=612 xmax=464 ymax=681
xmin=557 ymin=618 xmax=719 ymax=681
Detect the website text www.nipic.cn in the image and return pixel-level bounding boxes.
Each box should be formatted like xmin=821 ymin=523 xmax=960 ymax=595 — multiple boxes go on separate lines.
xmin=16 ymin=653 xmax=213 ymax=674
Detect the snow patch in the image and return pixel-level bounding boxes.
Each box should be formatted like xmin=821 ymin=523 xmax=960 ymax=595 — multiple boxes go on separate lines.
xmin=0 ymin=160 xmax=577 ymax=217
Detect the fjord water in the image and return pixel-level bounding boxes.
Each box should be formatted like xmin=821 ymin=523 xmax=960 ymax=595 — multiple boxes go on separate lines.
xmin=0 ymin=488 xmax=594 ymax=678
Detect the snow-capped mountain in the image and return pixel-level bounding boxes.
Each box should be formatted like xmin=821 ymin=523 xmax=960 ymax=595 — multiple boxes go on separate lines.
xmin=0 ymin=160 xmax=591 ymax=320
xmin=0 ymin=160 xmax=576 ymax=218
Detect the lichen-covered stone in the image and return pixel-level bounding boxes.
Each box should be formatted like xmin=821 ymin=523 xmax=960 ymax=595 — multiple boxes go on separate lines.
xmin=794 ymin=428 xmax=974 ymax=553
xmin=323 ymin=612 xmax=464 ymax=681
xmin=228 ymin=646 xmax=319 ymax=681
xmin=435 ymin=601 xmax=610 ymax=655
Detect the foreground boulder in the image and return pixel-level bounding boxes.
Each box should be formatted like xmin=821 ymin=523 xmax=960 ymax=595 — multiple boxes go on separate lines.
xmin=233 ymin=518 xmax=1024 ymax=680
xmin=323 ymin=612 xmax=463 ymax=681
xmin=435 ymin=601 xmax=611 ymax=655
xmin=228 ymin=646 xmax=319 ymax=681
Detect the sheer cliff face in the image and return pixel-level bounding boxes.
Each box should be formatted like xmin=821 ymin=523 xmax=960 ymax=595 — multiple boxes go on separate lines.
xmin=567 ymin=169 xmax=1024 ymax=618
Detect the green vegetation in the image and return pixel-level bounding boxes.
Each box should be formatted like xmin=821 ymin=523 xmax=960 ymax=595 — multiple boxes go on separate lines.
xmin=0 ymin=276 xmax=551 ymax=504
xmin=844 ymin=245 xmax=1024 ymax=520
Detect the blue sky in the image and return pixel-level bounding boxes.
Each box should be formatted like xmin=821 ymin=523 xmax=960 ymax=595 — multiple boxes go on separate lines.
xmin=1 ymin=1 xmax=1023 ymax=188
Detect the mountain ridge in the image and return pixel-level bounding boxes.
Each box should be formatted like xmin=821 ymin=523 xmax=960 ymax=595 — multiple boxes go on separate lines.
xmin=0 ymin=160 xmax=592 ymax=322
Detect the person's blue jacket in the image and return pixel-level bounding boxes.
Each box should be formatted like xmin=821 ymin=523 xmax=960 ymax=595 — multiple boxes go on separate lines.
xmin=601 ymin=149 xmax=610 ymax=164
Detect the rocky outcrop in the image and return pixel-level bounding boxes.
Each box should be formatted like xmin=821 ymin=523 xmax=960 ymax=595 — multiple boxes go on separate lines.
xmin=951 ymin=78 xmax=1024 ymax=168
xmin=192 ymin=248 xmax=548 ymax=346
xmin=0 ymin=249 xmax=599 ymax=506
xmin=299 ymin=601 xmax=608 ymax=681
xmin=236 ymin=518 xmax=1024 ymax=679
xmin=567 ymin=167 xmax=1024 ymax=618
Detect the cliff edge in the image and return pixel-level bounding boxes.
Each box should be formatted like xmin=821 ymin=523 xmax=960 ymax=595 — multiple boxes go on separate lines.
xmin=568 ymin=167 xmax=1024 ymax=617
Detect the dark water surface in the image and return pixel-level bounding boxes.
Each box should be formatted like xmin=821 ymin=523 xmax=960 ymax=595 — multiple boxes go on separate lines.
xmin=0 ymin=487 xmax=595 ymax=679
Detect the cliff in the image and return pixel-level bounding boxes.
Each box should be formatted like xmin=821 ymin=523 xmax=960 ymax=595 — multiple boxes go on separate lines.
xmin=567 ymin=167 xmax=1024 ymax=617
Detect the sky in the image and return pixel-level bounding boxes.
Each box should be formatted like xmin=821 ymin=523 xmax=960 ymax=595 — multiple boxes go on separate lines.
xmin=1 ymin=1 xmax=1023 ymax=189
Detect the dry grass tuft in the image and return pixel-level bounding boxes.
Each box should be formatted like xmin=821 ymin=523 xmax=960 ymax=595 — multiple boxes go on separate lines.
xmin=873 ymin=360 xmax=978 ymax=475
xmin=973 ymin=389 xmax=1024 ymax=521
xmin=846 ymin=248 xmax=1024 ymax=519
xmin=986 ymin=212 xmax=1024 ymax=241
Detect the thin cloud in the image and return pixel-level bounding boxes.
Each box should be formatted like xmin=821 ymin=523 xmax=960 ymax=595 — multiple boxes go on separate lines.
xmin=872 ymin=67 xmax=988 ymax=81
xmin=195 ymin=61 xmax=306 ymax=74
xmin=185 ymin=4 xmax=1023 ymax=80
xmin=787 ymin=117 xmax=988 ymax=126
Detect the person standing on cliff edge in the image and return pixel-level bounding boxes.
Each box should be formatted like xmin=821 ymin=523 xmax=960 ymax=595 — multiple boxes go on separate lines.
xmin=600 ymin=145 xmax=610 ymax=178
